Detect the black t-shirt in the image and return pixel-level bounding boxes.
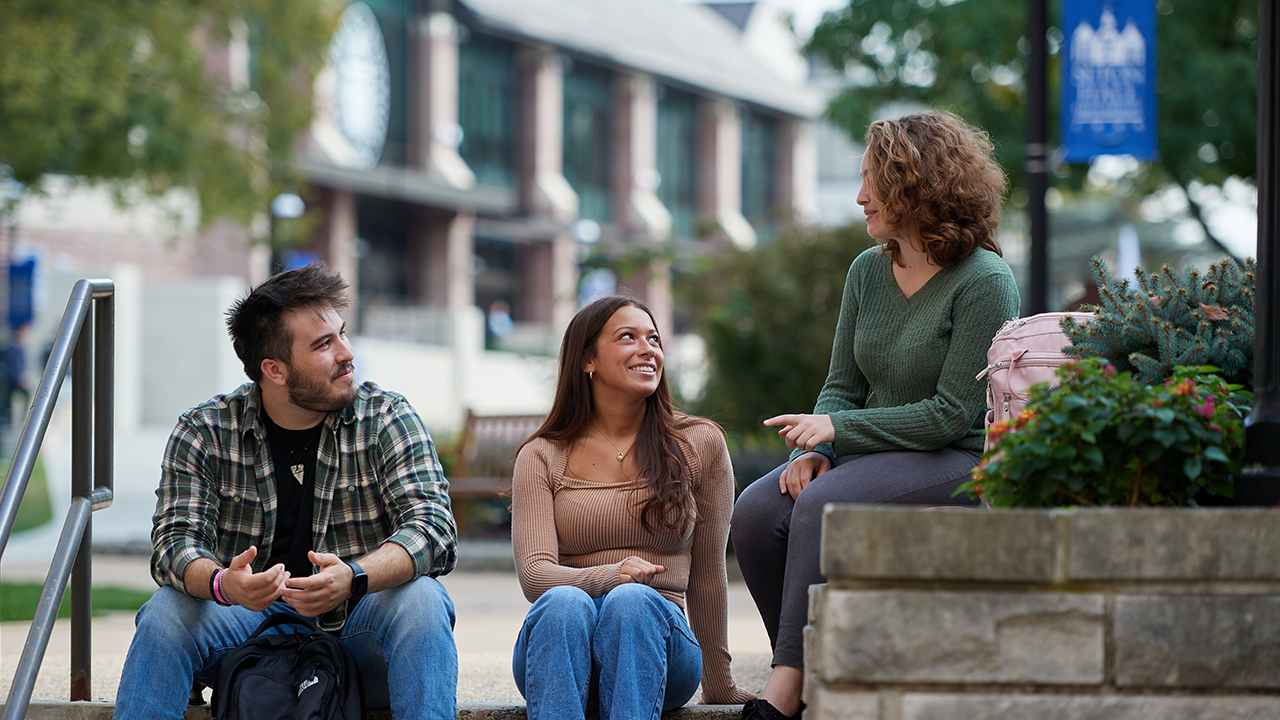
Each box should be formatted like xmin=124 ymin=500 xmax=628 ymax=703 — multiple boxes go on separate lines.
xmin=261 ymin=412 xmax=323 ymax=579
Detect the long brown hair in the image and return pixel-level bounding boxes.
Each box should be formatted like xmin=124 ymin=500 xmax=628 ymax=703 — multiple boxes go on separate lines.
xmin=524 ymin=295 xmax=696 ymax=533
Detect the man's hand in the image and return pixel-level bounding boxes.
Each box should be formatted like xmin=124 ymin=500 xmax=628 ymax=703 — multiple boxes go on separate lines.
xmin=279 ymin=551 xmax=353 ymax=618
xmin=618 ymin=556 xmax=666 ymax=586
xmin=221 ymin=546 xmax=288 ymax=611
xmin=778 ymin=452 xmax=832 ymax=501
xmin=763 ymin=413 xmax=835 ymax=452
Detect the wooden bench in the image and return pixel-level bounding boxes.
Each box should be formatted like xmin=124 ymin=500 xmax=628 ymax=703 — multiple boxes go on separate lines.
xmin=449 ymin=411 xmax=544 ymax=535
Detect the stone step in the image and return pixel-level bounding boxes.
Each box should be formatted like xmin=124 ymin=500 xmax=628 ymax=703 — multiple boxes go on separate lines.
xmin=5 ymin=700 xmax=745 ymax=719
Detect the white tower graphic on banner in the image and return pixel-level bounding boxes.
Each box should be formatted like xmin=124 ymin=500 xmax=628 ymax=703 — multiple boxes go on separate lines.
xmin=1069 ymin=6 xmax=1148 ymax=130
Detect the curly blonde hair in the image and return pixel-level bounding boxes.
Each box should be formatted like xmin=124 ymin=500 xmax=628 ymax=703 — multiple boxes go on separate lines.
xmin=864 ymin=110 xmax=1006 ymax=267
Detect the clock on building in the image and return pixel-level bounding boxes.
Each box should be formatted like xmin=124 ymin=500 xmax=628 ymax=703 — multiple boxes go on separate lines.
xmin=312 ymin=2 xmax=391 ymax=170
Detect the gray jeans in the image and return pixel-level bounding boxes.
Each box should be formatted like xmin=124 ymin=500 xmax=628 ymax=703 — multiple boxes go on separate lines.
xmin=730 ymin=447 xmax=981 ymax=669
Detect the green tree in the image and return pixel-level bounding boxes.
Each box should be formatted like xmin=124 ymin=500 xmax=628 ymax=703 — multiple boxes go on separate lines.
xmin=806 ymin=0 xmax=1259 ymax=251
xmin=680 ymin=225 xmax=875 ymax=435
xmin=0 ymin=0 xmax=332 ymax=227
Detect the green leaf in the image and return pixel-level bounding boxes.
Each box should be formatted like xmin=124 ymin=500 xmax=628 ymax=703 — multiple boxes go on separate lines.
xmin=1203 ymin=446 xmax=1231 ymax=463
xmin=1183 ymin=456 xmax=1202 ymax=480
xmin=1082 ymin=445 xmax=1105 ymax=469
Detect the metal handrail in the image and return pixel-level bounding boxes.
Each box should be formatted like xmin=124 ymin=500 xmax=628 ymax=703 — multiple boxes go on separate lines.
xmin=0 ymin=278 xmax=115 ymax=719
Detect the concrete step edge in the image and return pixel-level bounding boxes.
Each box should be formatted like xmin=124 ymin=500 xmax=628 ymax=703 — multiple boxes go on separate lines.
xmin=4 ymin=699 xmax=745 ymax=719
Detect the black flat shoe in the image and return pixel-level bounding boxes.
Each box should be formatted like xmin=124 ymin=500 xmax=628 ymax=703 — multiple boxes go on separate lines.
xmin=740 ymin=698 xmax=802 ymax=720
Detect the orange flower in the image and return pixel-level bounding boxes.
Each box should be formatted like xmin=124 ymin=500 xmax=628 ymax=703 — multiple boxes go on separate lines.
xmin=1016 ymin=409 xmax=1036 ymax=426
xmin=1173 ymin=380 xmax=1196 ymax=396
xmin=986 ymin=420 xmax=1013 ymax=442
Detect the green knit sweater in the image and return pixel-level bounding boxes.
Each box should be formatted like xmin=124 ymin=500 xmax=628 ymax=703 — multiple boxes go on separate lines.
xmin=800 ymin=246 xmax=1021 ymax=461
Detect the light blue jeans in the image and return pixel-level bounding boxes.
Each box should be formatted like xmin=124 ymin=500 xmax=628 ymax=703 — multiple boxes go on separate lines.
xmin=512 ymin=584 xmax=703 ymax=720
xmin=114 ymin=576 xmax=457 ymax=720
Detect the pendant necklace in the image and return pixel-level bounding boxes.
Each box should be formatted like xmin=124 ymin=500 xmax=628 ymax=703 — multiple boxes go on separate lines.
xmin=592 ymin=418 xmax=634 ymax=463
xmin=269 ymin=423 xmax=318 ymax=484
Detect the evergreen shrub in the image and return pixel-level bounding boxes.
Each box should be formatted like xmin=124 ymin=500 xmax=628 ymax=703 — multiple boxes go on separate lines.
xmin=1063 ymin=256 xmax=1255 ymax=389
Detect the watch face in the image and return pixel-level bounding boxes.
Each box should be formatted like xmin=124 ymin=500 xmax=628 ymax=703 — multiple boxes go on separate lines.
xmin=312 ymin=2 xmax=391 ymax=170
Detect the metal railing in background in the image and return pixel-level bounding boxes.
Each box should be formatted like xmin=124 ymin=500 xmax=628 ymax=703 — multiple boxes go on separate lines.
xmin=0 ymin=278 xmax=115 ymax=720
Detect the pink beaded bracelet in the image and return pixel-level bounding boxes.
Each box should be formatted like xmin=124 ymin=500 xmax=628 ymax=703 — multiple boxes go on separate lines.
xmin=212 ymin=568 xmax=232 ymax=606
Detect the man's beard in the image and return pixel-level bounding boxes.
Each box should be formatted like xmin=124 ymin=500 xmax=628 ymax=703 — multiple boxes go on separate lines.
xmin=286 ymin=362 xmax=357 ymax=413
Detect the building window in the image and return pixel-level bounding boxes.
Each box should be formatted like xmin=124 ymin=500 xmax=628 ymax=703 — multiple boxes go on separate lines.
xmin=741 ymin=107 xmax=778 ymax=242
xmin=458 ymin=31 xmax=517 ymax=187
xmin=563 ymin=59 xmax=614 ymax=224
xmin=365 ymin=0 xmax=410 ymax=167
xmin=656 ymin=86 xmax=699 ymax=239
xmin=355 ymin=196 xmax=410 ymax=303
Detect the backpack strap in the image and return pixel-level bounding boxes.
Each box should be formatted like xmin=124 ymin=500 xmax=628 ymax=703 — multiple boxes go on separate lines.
xmin=246 ymin=612 xmax=323 ymax=640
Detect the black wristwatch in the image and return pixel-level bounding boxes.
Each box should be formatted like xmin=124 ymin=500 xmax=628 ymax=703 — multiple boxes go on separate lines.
xmin=346 ymin=561 xmax=368 ymax=608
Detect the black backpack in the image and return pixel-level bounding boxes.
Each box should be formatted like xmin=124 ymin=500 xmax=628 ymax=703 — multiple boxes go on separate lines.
xmin=213 ymin=612 xmax=365 ymax=720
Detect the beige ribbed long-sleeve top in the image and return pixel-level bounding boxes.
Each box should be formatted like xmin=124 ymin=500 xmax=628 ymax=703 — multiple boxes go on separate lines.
xmin=511 ymin=418 xmax=748 ymax=704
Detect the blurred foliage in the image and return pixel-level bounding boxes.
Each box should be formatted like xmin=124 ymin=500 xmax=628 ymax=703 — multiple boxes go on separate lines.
xmin=677 ymin=224 xmax=875 ymax=436
xmin=0 ymin=0 xmax=334 ymax=229
xmin=807 ymin=0 xmax=1259 ymax=247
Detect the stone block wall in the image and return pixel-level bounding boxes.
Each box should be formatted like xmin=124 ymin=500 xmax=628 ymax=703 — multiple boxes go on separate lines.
xmin=805 ymin=507 xmax=1280 ymax=720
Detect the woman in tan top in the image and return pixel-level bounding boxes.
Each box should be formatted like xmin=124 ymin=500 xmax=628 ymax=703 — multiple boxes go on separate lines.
xmin=511 ymin=295 xmax=754 ymax=720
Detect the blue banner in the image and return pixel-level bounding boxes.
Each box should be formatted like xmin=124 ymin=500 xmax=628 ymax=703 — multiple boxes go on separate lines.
xmin=1060 ymin=0 xmax=1157 ymax=162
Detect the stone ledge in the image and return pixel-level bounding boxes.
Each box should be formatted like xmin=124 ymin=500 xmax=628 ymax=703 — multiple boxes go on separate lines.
xmin=1069 ymin=509 xmax=1280 ymax=581
xmin=1115 ymin=594 xmax=1280 ymax=689
xmin=896 ymin=693 xmax=1280 ymax=720
xmin=821 ymin=506 xmax=1060 ymax=583
xmin=811 ymin=588 xmax=1104 ymax=685
xmin=2 ymin=700 xmax=747 ymax=719
xmin=822 ymin=506 xmax=1280 ymax=585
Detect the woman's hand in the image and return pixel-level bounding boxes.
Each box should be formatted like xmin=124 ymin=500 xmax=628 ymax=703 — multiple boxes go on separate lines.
xmin=618 ymin=556 xmax=666 ymax=586
xmin=778 ymin=452 xmax=832 ymax=501
xmin=764 ymin=413 xmax=834 ymax=452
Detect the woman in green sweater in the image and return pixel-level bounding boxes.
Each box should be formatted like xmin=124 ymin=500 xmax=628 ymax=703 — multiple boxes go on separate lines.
xmin=732 ymin=110 xmax=1021 ymax=720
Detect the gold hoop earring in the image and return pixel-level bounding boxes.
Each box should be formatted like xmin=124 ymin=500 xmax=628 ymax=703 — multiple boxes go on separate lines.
xmin=588 ymin=371 xmax=594 ymax=380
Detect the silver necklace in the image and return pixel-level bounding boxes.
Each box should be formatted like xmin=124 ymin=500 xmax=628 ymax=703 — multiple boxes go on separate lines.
xmin=269 ymin=423 xmax=317 ymax=484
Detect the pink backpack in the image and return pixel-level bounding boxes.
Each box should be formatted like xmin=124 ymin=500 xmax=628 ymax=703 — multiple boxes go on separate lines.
xmin=977 ymin=312 xmax=1094 ymax=454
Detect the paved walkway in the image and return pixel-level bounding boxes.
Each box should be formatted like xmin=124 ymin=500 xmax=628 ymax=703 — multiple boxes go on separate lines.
xmin=0 ymin=417 xmax=774 ymax=706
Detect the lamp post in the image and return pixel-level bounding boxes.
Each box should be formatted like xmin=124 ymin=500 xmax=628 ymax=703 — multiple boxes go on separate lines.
xmin=1026 ymin=0 xmax=1050 ymax=315
xmin=1235 ymin=0 xmax=1280 ymax=504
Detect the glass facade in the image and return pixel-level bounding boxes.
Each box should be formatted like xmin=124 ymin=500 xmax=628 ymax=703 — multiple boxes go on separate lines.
xmin=366 ymin=0 xmax=410 ymax=167
xmin=741 ymin=107 xmax=779 ymax=242
xmin=458 ymin=31 xmax=518 ymax=187
xmin=474 ymin=236 xmax=517 ymax=324
xmin=563 ymin=59 xmax=614 ymax=224
xmin=355 ymin=195 xmax=411 ymax=305
xmin=656 ymin=86 xmax=699 ymax=239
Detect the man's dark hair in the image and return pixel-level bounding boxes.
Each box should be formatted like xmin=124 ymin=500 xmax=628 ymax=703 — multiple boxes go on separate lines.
xmin=225 ymin=263 xmax=350 ymax=382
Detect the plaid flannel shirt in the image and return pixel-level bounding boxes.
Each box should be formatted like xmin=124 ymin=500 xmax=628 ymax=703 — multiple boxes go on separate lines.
xmin=150 ymin=381 xmax=457 ymax=631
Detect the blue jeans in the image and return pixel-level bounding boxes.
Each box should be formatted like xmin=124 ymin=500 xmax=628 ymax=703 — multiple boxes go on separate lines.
xmin=114 ymin=576 xmax=457 ymax=720
xmin=512 ymin=584 xmax=702 ymax=720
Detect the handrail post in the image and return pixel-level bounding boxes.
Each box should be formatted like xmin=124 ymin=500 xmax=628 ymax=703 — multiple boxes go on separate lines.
xmin=70 ymin=301 xmax=94 ymax=701
xmin=0 ymin=278 xmax=115 ymax=719
xmin=93 ymin=286 xmax=114 ymax=512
